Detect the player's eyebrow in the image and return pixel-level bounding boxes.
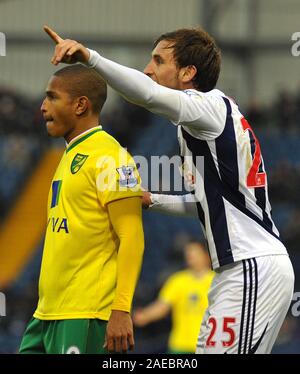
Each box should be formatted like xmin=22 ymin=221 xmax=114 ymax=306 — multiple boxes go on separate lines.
xmin=152 ymin=53 xmax=164 ymax=63
xmin=46 ymin=90 xmax=58 ymax=97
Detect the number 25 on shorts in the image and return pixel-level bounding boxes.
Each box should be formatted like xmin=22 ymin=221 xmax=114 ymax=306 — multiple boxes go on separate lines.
xmin=206 ymin=317 xmax=236 ymax=348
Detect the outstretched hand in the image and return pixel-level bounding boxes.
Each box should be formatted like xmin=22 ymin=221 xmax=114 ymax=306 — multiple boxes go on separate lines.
xmin=44 ymin=25 xmax=90 ymax=65
xmin=132 ymin=308 xmax=149 ymax=327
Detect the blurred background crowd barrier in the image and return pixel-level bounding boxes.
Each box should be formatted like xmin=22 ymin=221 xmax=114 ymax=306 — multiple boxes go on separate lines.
xmin=0 ymin=0 xmax=300 ymax=353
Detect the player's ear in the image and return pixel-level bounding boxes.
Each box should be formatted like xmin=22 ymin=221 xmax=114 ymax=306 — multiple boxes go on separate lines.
xmin=180 ymin=65 xmax=197 ymax=84
xmin=75 ymin=96 xmax=89 ymax=115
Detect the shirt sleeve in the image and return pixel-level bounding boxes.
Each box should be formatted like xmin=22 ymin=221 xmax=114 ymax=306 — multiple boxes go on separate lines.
xmin=86 ymin=50 xmax=227 ymax=140
xmin=108 ymin=196 xmax=144 ymax=312
xmin=95 ymin=147 xmax=142 ymax=207
xmin=158 ymin=274 xmax=180 ymax=306
xmin=149 ymin=193 xmax=198 ymax=217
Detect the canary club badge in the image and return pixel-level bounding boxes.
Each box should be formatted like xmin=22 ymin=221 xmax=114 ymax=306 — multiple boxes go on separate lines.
xmin=117 ymin=165 xmax=138 ymax=188
xmin=71 ymin=153 xmax=89 ymax=174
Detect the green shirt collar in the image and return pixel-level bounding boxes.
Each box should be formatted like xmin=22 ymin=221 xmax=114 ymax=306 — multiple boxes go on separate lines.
xmin=66 ymin=126 xmax=102 ymax=153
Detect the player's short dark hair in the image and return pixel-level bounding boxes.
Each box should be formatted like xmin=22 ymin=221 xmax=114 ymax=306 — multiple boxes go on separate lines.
xmin=154 ymin=28 xmax=221 ymax=92
xmin=53 ymin=64 xmax=107 ymax=114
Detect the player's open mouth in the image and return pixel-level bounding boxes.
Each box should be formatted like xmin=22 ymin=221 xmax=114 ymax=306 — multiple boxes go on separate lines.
xmin=44 ymin=117 xmax=54 ymax=123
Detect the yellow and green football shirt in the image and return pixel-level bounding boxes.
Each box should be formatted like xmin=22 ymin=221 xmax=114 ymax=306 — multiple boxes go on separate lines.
xmin=159 ymin=269 xmax=214 ymax=352
xmin=34 ymin=126 xmax=142 ymax=321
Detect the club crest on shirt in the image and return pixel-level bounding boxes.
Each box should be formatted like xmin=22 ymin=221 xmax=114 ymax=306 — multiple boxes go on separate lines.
xmin=116 ymin=165 xmax=138 ymax=188
xmin=71 ymin=153 xmax=89 ymax=174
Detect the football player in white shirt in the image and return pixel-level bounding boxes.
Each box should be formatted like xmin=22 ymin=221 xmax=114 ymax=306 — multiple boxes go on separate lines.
xmin=44 ymin=25 xmax=294 ymax=354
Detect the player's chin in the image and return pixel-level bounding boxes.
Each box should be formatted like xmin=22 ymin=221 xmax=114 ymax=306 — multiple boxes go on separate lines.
xmin=46 ymin=122 xmax=62 ymax=137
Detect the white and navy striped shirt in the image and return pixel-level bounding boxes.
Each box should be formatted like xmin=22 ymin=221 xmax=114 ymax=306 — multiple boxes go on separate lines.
xmin=177 ymin=89 xmax=287 ymax=269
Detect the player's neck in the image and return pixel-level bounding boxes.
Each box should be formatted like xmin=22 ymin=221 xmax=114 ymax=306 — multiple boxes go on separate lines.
xmin=179 ymin=81 xmax=197 ymax=91
xmin=190 ymin=268 xmax=208 ymax=278
xmin=65 ymin=117 xmax=100 ymax=144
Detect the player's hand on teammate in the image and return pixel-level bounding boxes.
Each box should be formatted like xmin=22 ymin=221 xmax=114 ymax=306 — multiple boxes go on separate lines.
xmin=142 ymin=191 xmax=152 ymax=209
xmin=44 ymin=25 xmax=90 ymax=65
xmin=104 ymin=310 xmax=135 ymax=353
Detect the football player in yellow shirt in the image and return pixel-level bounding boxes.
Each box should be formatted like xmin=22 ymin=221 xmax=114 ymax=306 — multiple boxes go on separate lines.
xmin=133 ymin=242 xmax=214 ymax=353
xmin=19 ymin=64 xmax=144 ymax=354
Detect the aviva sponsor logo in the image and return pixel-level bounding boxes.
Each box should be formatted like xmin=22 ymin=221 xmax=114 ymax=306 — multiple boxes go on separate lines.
xmin=47 ymin=217 xmax=69 ymax=233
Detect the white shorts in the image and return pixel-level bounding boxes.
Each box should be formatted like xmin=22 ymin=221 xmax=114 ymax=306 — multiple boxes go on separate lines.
xmin=196 ymin=254 xmax=294 ymax=354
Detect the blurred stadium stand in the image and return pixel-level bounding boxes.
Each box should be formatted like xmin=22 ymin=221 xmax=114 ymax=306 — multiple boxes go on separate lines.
xmin=1 ymin=0 xmax=300 ymax=354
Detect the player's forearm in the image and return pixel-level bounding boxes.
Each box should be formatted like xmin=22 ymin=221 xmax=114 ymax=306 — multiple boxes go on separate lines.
xmin=108 ymin=197 xmax=145 ymax=312
xmin=149 ymin=193 xmax=199 ymax=217
xmin=112 ymin=225 xmax=144 ymax=312
xmin=86 ymin=49 xmax=181 ymax=122
xmin=138 ymin=301 xmax=171 ymax=324
xmin=88 ymin=49 xmax=153 ymax=104
xmin=143 ymin=301 xmax=171 ymax=322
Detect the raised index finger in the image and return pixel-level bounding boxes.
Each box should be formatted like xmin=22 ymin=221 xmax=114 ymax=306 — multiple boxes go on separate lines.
xmin=44 ymin=25 xmax=64 ymax=44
